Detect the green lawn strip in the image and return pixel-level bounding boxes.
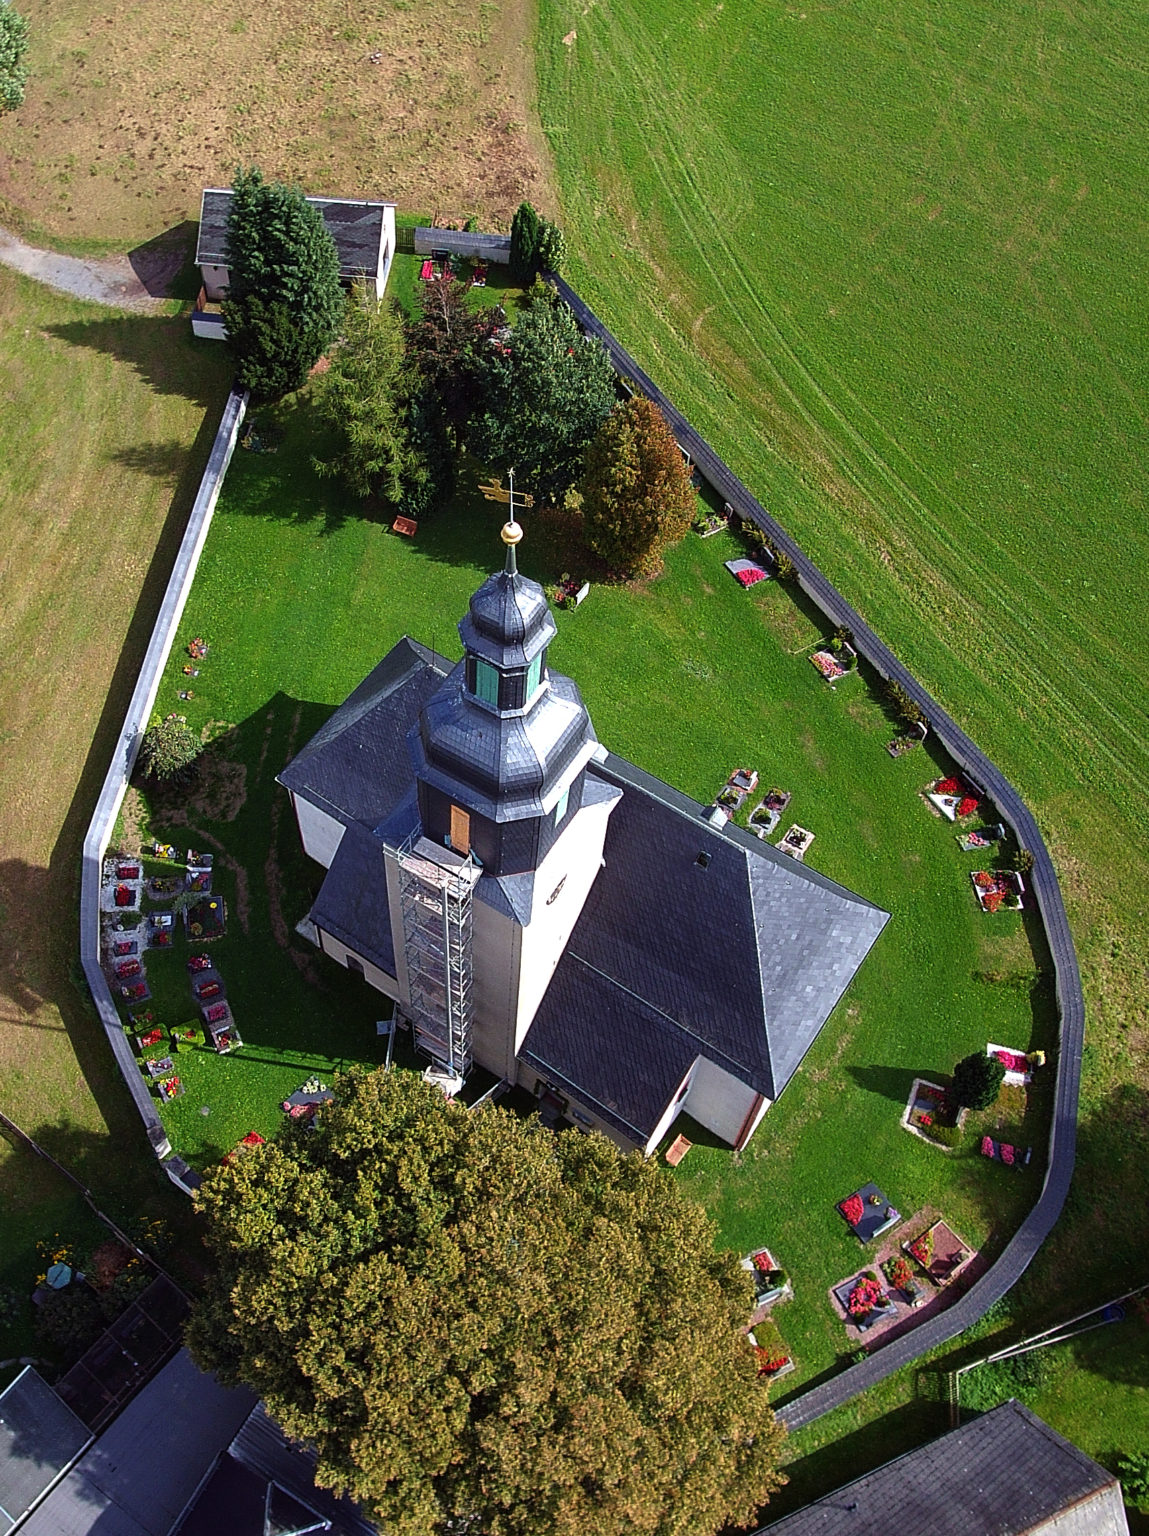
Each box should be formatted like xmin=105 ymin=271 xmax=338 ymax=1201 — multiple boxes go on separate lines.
xmin=119 ymin=400 xmax=1043 ymax=1387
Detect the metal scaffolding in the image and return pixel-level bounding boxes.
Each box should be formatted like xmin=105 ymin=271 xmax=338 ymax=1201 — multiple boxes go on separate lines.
xmin=386 ymin=832 xmax=479 ymax=1082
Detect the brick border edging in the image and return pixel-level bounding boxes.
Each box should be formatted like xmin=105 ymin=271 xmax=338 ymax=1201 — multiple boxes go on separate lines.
xmin=547 ymin=273 xmax=1084 ymax=1429
xmin=78 ymin=384 xmax=248 ymax=1177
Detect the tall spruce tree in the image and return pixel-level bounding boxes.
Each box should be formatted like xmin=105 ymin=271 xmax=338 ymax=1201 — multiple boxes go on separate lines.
xmin=221 ymin=167 xmax=344 ymax=401
xmin=467 ymin=294 xmax=615 ymax=504
xmin=187 ymin=1068 xmax=786 ymax=1536
xmin=582 ymin=396 xmax=697 ymax=575
xmin=509 ymin=200 xmax=542 ymax=283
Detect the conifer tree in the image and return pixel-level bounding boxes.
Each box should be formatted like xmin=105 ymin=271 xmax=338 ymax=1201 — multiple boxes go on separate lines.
xmin=221 ymin=166 xmax=344 ymax=401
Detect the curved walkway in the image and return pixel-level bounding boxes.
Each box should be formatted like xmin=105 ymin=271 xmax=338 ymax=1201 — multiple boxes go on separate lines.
xmin=551 ymin=275 xmax=1084 ymax=1430
xmin=0 ymin=223 xmax=173 ymax=312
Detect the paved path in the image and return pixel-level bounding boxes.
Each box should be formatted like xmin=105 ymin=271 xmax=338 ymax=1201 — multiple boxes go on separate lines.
xmin=0 ymin=223 xmax=174 ymax=311
xmin=551 ymin=274 xmax=1085 ymax=1430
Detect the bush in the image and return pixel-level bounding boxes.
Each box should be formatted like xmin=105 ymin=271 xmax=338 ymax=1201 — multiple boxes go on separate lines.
xmin=924 ymin=1122 xmax=963 ymax=1148
xmin=0 ymin=0 xmax=29 ymax=113
xmin=1118 ymin=1451 xmax=1149 ymax=1508
xmin=537 ymin=220 xmax=567 ymax=274
xmin=509 ymin=200 xmax=542 ymax=283
xmin=960 ymin=1346 xmax=1055 ymax=1411
xmin=35 ymin=1286 xmax=105 ymax=1362
xmin=582 ymin=397 xmax=697 ymax=576
xmin=138 ymin=718 xmax=201 ymax=784
xmin=952 ymin=1050 xmax=1006 ymax=1111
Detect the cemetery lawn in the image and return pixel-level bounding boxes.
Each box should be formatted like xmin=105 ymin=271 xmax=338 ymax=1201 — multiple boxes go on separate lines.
xmin=128 ymin=395 xmax=1048 ymax=1390
xmin=0 ymin=268 xmax=233 ymax=1381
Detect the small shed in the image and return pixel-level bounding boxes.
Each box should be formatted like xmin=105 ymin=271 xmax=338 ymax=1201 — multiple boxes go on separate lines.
xmin=414 ymin=226 xmax=512 ymax=263
xmin=196 ymin=189 xmax=397 ymax=301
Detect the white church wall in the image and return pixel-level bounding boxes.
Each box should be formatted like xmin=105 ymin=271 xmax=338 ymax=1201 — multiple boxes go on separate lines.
xmin=683 ymin=1058 xmax=765 ymax=1148
xmin=316 ymin=929 xmax=400 ymax=1001
xmin=471 ymin=899 xmax=522 ymax=1081
xmin=513 ymin=790 xmax=617 ymax=1054
xmin=291 ymin=792 xmax=346 ymax=869
xmin=642 ymin=1062 xmax=697 ymax=1156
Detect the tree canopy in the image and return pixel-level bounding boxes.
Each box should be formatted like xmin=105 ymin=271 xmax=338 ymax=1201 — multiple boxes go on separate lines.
xmin=582 ymin=396 xmax=697 ymax=575
xmin=405 ymin=274 xmax=498 ymax=440
xmin=952 ymin=1050 xmax=1005 ymax=1110
xmin=0 ymin=0 xmax=29 ymax=113
xmin=221 ymin=166 xmax=344 ymax=401
xmin=137 ymin=717 xmax=200 ymax=784
xmin=467 ymin=294 xmax=616 ymax=505
xmin=312 ymin=283 xmax=454 ymax=516
xmin=187 ymin=1068 xmax=785 ymax=1536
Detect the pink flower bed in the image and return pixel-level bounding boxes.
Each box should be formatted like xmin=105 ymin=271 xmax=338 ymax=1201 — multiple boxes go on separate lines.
xmin=995 ymin=1049 xmax=1028 ymax=1073
xmin=839 ymin=1194 xmax=864 ymax=1226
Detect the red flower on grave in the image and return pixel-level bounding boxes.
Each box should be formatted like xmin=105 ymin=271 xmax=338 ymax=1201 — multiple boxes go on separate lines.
xmin=957 ymin=795 xmax=979 ymax=818
xmin=839 ymin=1194 xmax=864 ymax=1226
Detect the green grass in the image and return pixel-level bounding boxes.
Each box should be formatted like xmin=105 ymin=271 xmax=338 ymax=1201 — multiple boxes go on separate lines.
xmin=127 ymin=395 xmax=1048 ymax=1389
xmin=533 ymin=0 xmax=1149 ymax=1452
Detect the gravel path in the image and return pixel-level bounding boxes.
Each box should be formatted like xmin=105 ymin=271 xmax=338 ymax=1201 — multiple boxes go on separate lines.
xmin=0 ymin=223 xmax=177 ymax=312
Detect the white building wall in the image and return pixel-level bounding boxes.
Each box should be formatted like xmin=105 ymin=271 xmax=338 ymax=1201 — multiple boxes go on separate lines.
xmin=471 ymin=899 xmax=522 ymax=1081
xmin=200 ymin=263 xmax=229 ymax=301
xmin=642 ymin=1062 xmax=698 ymax=1155
xmin=378 ymin=207 xmax=397 ymax=295
xmin=291 ymin=793 xmax=346 ymax=869
xmin=316 ymin=929 xmax=400 ymax=1001
xmin=513 ymin=792 xmax=618 ymax=1054
xmin=682 ymin=1057 xmax=765 ymax=1148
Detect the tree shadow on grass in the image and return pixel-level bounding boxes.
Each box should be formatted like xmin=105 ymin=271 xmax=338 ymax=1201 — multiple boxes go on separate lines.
xmin=758 ymin=1395 xmax=951 ymax=1524
xmin=846 ymin=1064 xmax=941 ymax=1105
xmin=46 ymin=313 xmax=231 ymax=409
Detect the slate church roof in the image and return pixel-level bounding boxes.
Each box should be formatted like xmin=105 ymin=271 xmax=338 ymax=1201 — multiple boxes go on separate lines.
xmin=754 ymin=1399 xmax=1129 ymax=1536
xmin=518 ymin=753 xmax=889 ymax=1143
xmin=280 ymin=627 xmax=889 ymax=1141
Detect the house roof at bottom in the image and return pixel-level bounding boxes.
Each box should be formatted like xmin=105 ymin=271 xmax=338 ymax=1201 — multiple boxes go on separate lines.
xmin=278 ymin=638 xmax=448 ymax=835
xmin=520 ymin=754 xmax=888 ymax=1142
xmin=754 ymin=1400 xmax=1126 ymax=1536
xmin=196 ymin=188 xmax=394 ymax=275
xmin=18 ymin=1350 xmax=256 ymax=1536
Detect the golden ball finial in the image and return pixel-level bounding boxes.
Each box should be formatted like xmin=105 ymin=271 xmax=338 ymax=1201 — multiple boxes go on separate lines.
xmin=501 ymin=520 xmax=524 ymax=547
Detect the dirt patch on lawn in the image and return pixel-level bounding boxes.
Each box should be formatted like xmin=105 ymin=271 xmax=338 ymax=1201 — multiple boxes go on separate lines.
xmin=118 ymin=787 xmax=148 ymax=855
xmin=185 ymin=749 xmax=247 ymax=824
xmin=0 ymin=0 xmax=554 ymax=246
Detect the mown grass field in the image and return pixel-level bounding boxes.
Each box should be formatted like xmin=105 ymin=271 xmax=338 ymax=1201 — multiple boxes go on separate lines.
xmin=123 ymin=370 xmax=1049 ymax=1391
xmin=0 ymin=0 xmax=551 ymax=248
xmin=532 ymin=0 xmax=1148 ymax=1493
xmin=0 ymin=267 xmax=233 ymax=1374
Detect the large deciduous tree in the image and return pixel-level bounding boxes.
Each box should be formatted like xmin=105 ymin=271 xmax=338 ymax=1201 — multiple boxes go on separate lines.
xmin=187 ymin=1068 xmax=785 ymax=1536
xmin=0 ymin=0 xmax=28 ymax=112
xmin=405 ymin=274 xmax=497 ymax=440
xmin=222 ymin=166 xmax=344 ymax=401
xmin=582 ymin=396 xmax=697 ymax=576
xmin=467 ymin=294 xmax=616 ymax=505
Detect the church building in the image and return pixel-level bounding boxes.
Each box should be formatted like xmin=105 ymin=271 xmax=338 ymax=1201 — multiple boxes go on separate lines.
xmin=278 ymin=520 xmax=888 ymax=1154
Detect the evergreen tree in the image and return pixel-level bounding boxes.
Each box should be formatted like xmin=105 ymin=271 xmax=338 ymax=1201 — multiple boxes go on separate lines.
xmin=221 ymin=167 xmax=344 ymax=401
xmin=0 ymin=0 xmax=29 ymax=113
xmin=312 ymin=285 xmax=410 ymax=501
xmin=509 ymin=200 xmax=542 ymax=283
xmin=536 ymin=219 xmax=567 ymax=275
xmin=952 ymin=1050 xmax=1006 ymax=1110
xmin=467 ymin=295 xmax=616 ymax=505
xmin=188 ymin=1068 xmax=786 ymax=1536
xmin=582 ymin=397 xmax=697 ymax=575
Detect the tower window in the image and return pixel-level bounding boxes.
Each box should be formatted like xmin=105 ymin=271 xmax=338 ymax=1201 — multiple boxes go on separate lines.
xmin=474 ymin=658 xmax=500 ymax=706
xmin=554 ymin=786 xmax=569 ymax=826
xmin=450 ymin=805 xmax=471 ymax=854
xmin=526 ymin=651 xmax=543 ymax=699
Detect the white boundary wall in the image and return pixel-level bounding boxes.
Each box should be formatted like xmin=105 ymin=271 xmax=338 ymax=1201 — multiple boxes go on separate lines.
xmin=78 ymin=384 xmax=248 ymax=1171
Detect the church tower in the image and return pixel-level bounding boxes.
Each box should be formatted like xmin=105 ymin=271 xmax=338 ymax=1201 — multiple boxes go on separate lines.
xmin=385 ymin=519 xmax=620 ymax=1085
